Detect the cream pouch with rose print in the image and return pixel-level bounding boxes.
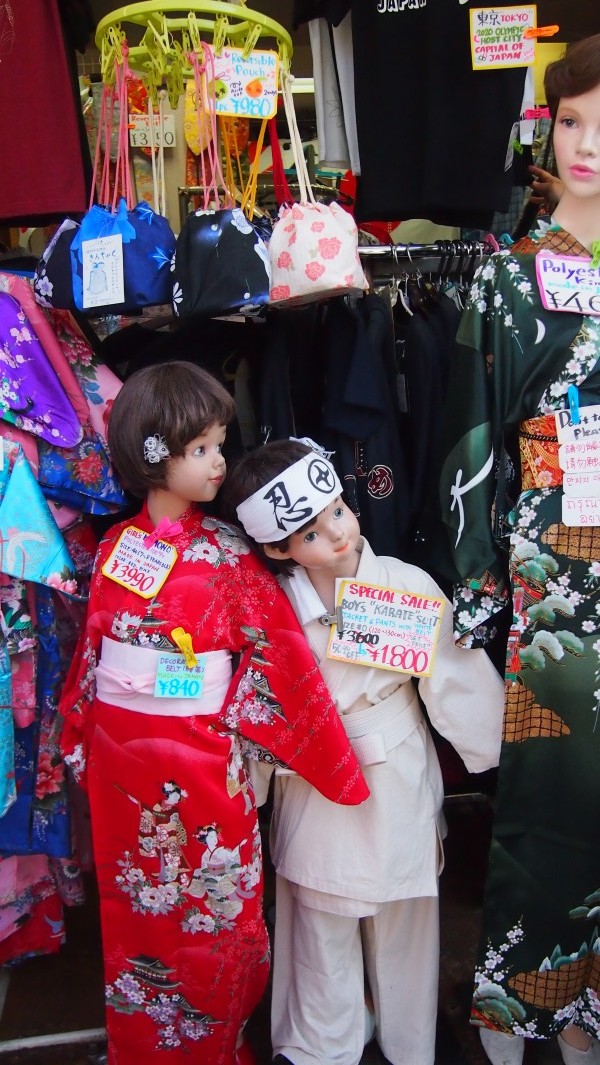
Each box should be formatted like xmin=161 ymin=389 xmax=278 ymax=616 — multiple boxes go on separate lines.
xmin=268 ymin=73 xmax=367 ymax=308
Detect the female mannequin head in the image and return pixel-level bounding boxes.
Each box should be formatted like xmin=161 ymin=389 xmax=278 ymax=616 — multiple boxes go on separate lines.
xmin=543 ymin=36 xmax=600 ymax=248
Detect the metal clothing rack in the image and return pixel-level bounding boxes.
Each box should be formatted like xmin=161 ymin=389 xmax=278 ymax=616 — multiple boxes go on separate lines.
xmin=358 ymin=239 xmax=497 ymax=284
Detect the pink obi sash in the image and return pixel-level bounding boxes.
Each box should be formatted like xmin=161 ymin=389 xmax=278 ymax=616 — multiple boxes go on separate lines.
xmin=95 ymin=637 xmax=232 ymax=717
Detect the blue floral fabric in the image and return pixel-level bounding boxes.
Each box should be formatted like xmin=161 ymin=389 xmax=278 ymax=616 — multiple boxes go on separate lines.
xmin=0 ymin=643 xmax=14 ymax=817
xmin=0 ymin=587 xmax=76 ymax=859
xmin=37 ymin=424 xmax=127 ymax=515
xmin=0 ymin=445 xmax=79 ymax=594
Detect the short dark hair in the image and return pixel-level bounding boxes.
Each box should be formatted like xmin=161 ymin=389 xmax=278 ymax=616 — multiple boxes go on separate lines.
xmin=545 ymin=34 xmax=600 ymax=118
xmin=221 ymin=439 xmax=316 ymax=574
xmin=108 ymin=360 xmax=236 ymax=498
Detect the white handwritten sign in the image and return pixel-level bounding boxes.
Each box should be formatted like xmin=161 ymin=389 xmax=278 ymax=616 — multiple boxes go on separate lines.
xmin=563 ymin=471 xmax=600 ymax=497
xmin=470 ymin=6 xmax=536 ymax=70
xmin=562 ymin=495 xmax=600 ymax=526
xmin=536 ymin=253 xmax=600 ymax=315
xmin=81 ymin=234 xmax=124 ymax=309
xmin=556 ymin=408 xmax=600 ymax=525
xmin=326 ymin=580 xmax=445 ymax=677
xmin=206 ymin=47 xmax=279 ymax=120
xmin=129 ymin=113 xmax=176 ymax=149
xmin=558 ymin=439 xmax=600 ymax=474
xmin=555 ymin=405 xmax=600 ymax=444
xmin=102 ymin=526 xmax=177 ymax=598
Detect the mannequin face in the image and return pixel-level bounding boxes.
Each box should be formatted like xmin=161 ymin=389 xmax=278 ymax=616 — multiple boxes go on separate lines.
xmin=553 ymin=82 xmax=600 ymax=200
xmin=164 ymin=422 xmax=227 ymax=507
xmin=265 ymin=497 xmax=361 ymax=577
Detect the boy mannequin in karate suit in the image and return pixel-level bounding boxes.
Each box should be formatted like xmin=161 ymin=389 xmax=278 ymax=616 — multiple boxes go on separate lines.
xmin=223 ymin=439 xmax=505 ymax=1065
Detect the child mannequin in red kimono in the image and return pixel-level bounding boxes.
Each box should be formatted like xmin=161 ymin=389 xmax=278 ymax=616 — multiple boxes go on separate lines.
xmin=58 ymin=363 xmax=368 ymax=1065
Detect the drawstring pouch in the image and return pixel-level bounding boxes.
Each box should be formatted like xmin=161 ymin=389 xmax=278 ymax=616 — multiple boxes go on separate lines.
xmin=268 ymin=73 xmax=368 ymax=308
xmin=171 ymin=44 xmax=271 ymax=320
xmin=35 ymin=44 xmax=175 ymax=315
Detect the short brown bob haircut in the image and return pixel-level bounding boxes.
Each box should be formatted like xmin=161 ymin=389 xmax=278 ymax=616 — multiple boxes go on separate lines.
xmin=545 ymin=34 xmax=600 ymax=119
xmin=221 ymin=438 xmax=317 ymax=575
xmin=108 ymin=360 xmax=236 ymax=498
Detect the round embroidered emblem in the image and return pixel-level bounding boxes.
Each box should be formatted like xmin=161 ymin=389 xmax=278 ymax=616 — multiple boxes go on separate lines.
xmin=368 ymin=465 xmax=393 ymax=499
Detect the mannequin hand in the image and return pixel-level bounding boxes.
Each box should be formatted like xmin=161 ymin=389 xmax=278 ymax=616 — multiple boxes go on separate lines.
xmin=528 ymin=165 xmax=564 ymax=213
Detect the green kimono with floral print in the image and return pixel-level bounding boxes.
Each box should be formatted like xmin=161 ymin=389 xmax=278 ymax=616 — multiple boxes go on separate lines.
xmin=436 ymin=222 xmax=600 ymax=1040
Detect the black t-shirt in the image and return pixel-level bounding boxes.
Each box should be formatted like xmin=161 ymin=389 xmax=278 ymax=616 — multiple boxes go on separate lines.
xmin=352 ymin=0 xmax=527 ymax=228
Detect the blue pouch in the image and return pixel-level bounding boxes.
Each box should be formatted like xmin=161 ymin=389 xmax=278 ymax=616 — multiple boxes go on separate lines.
xmin=69 ymin=198 xmax=176 ymax=314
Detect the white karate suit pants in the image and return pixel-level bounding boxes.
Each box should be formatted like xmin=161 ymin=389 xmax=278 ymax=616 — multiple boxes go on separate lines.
xmin=271 ymin=874 xmax=439 ymax=1065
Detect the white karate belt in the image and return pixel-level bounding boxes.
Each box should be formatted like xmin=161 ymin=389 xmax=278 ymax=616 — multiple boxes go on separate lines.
xmin=342 ymin=687 xmax=423 ymax=766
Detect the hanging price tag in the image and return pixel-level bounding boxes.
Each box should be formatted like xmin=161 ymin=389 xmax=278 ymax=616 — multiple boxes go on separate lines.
xmin=536 ymin=253 xmax=600 ymax=315
xmin=154 ymin=653 xmax=206 ymax=698
xmin=326 ymin=580 xmax=445 ymax=677
xmin=206 ymin=47 xmax=279 ymax=120
xmin=102 ymin=526 xmax=177 ymax=598
xmin=81 ymin=234 xmax=124 ymax=309
xmin=129 ymin=113 xmax=177 ymax=148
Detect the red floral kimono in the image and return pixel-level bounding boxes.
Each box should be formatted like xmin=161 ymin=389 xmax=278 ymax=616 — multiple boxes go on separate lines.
xmin=59 ymin=504 xmax=368 ymax=1065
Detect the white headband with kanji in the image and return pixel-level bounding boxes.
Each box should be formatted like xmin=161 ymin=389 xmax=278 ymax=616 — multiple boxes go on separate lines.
xmin=236 ymin=452 xmax=342 ymax=543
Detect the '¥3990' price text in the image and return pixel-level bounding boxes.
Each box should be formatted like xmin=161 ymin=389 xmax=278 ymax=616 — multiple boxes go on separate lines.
xmin=108 ymin=560 xmax=156 ymax=594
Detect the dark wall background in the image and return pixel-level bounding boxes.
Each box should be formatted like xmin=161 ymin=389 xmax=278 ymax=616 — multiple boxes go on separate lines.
xmin=536 ymin=1 xmax=599 ymax=41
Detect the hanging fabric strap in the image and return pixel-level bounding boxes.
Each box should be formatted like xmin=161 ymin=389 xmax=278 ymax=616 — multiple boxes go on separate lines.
xmin=268 ymin=116 xmax=293 ymax=206
xmin=187 ymin=44 xmax=232 ymax=211
xmin=280 ymin=71 xmax=316 ymax=206
xmin=111 ymin=42 xmax=134 ymax=211
xmin=240 ymin=118 xmax=268 ymax=219
xmin=148 ymin=90 xmax=167 ymax=217
xmin=91 ymin=83 xmax=117 ymax=209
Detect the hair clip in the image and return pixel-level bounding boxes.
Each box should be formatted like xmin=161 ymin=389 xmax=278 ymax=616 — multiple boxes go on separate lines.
xmin=143 ymin=434 xmax=170 ymax=464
